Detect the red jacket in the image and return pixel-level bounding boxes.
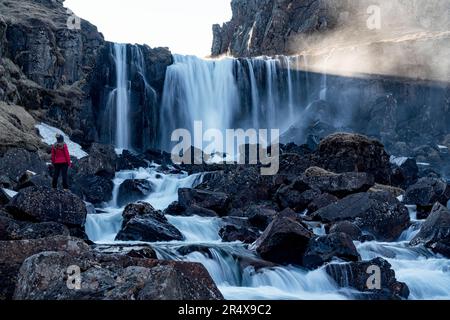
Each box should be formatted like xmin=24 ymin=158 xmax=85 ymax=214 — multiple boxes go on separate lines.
xmin=51 ymin=144 xmax=72 ymax=167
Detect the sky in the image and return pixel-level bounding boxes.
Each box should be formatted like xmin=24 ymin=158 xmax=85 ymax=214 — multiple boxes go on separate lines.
xmin=63 ymin=0 xmax=232 ymax=57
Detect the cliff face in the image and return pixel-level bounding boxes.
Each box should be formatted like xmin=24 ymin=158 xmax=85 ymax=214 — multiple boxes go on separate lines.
xmin=0 ymin=0 xmax=172 ymax=151
xmin=212 ymin=0 xmax=449 ymax=58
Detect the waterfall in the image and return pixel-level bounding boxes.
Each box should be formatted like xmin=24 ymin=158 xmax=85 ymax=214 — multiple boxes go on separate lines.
xmin=112 ymin=43 xmax=131 ymax=150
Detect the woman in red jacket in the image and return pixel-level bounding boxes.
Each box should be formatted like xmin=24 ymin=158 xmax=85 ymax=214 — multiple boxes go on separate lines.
xmin=51 ymin=134 xmax=72 ymax=190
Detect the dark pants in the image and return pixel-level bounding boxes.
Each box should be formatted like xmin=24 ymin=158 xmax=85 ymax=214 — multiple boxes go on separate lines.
xmin=52 ymin=163 xmax=69 ymax=189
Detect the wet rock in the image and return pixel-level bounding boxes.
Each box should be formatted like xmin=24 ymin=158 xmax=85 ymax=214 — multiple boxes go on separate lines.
xmin=71 ymin=175 xmax=114 ymax=205
xmin=6 ymin=186 xmax=87 ymax=227
xmin=312 ymin=192 xmax=410 ymax=241
xmin=316 ymin=133 xmax=391 ymax=185
xmin=325 ymin=258 xmax=410 ymax=300
xmin=127 ymin=247 xmax=158 ymax=260
xmin=247 ymin=206 xmax=278 ymax=230
xmin=117 ymin=179 xmax=154 ymax=208
xmin=303 ymin=233 xmax=360 ymax=269
xmin=390 ymin=157 xmax=419 ymax=189
xmin=404 ymin=178 xmax=450 ymax=218
xmin=410 ymin=203 xmax=450 ymax=258
xmin=116 ymin=150 xmax=148 ymax=171
xmin=116 ymin=202 xmax=184 ymax=242
xmin=75 ymin=143 xmax=117 ymax=179
xmin=276 ymin=180 xmax=320 ymax=212
xmin=368 ymin=184 xmax=405 ymax=198
xmin=0 ymin=188 xmax=12 ymax=205
xmin=255 ymin=216 xmax=314 ymax=266
xmin=329 ymin=221 xmax=363 ymax=241
xmin=0 ymin=236 xmax=89 ymax=300
xmin=178 ymin=188 xmax=230 ymax=216
xmin=304 ymin=167 xmax=375 ymax=197
xmin=219 ymin=225 xmax=259 ymax=244
xmin=16 ymin=172 xmax=51 ymax=190
xmin=307 ymin=193 xmax=339 ymax=213
xmin=0 ymin=216 xmax=69 ymax=240
xmin=13 ymin=251 xmax=223 ymax=300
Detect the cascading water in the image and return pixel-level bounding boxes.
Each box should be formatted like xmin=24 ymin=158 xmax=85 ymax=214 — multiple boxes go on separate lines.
xmin=89 ymin=53 xmax=450 ymax=300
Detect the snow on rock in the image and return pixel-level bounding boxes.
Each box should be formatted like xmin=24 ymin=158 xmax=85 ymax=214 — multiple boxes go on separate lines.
xmin=2 ymin=188 xmax=18 ymax=198
xmin=390 ymin=156 xmax=409 ymax=167
xmin=35 ymin=123 xmax=88 ymax=159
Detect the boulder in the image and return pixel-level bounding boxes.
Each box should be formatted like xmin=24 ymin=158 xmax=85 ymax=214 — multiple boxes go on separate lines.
xmin=307 ymin=193 xmax=339 ymax=213
xmin=116 ymin=202 xmax=184 ymax=242
xmin=219 ymin=225 xmax=259 ymax=244
xmin=117 ymin=179 xmax=154 ymax=208
xmin=325 ymin=258 xmax=410 ymax=300
xmin=312 ymin=192 xmax=410 ymax=241
xmin=6 ymin=186 xmax=87 ymax=227
xmin=75 ymin=143 xmax=117 ymax=179
xmin=368 ymin=184 xmax=405 ymax=198
xmin=116 ymin=150 xmax=148 ymax=170
xmin=178 ymin=188 xmax=230 ymax=216
xmin=0 ymin=148 xmax=47 ymax=182
xmin=316 ymin=133 xmax=391 ymax=184
xmin=329 ymin=221 xmax=363 ymax=241
xmin=255 ymin=216 xmax=314 ymax=266
xmin=13 ymin=251 xmax=223 ymax=300
xmin=304 ymin=167 xmax=375 ymax=198
xmin=71 ymin=175 xmax=114 ymax=205
xmin=404 ymin=178 xmax=450 ymax=218
xmin=0 ymin=236 xmax=89 ymax=300
xmin=276 ymin=183 xmax=321 ymax=212
xmin=0 ymin=216 xmax=69 ymax=240
xmin=0 ymin=188 xmax=12 ymax=205
xmin=390 ymin=157 xmax=419 ymax=189
xmin=410 ymin=203 xmax=450 ymax=257
xmin=247 ymin=206 xmax=278 ymax=230
xmin=303 ymin=233 xmax=360 ymax=269
xmin=16 ymin=172 xmax=52 ymax=190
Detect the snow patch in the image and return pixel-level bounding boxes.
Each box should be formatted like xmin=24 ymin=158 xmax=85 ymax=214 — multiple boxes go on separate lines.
xmin=35 ymin=123 xmax=88 ymax=159
xmin=390 ymin=156 xmax=409 ymax=167
xmin=2 ymin=188 xmax=17 ymax=198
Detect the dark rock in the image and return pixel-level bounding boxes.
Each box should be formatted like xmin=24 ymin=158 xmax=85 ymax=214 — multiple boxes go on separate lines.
xmin=13 ymin=251 xmax=223 ymax=300
xmin=116 ymin=150 xmax=148 ymax=170
xmin=71 ymin=175 xmax=114 ymax=205
xmin=304 ymin=167 xmax=375 ymax=197
xmin=117 ymin=179 xmax=154 ymax=208
xmin=0 ymin=148 xmax=47 ymax=182
xmin=116 ymin=202 xmax=184 ymax=242
xmin=163 ymin=201 xmax=185 ymax=215
xmin=316 ymin=133 xmax=391 ymax=185
xmin=17 ymin=172 xmax=52 ymax=190
xmin=368 ymin=184 xmax=405 ymax=198
xmin=0 ymin=236 xmax=89 ymax=300
xmin=75 ymin=143 xmax=117 ymax=179
xmin=178 ymin=188 xmax=230 ymax=216
xmin=303 ymin=233 xmax=360 ymax=269
xmin=0 ymin=188 xmax=12 ymax=205
xmin=390 ymin=157 xmax=419 ymax=189
xmin=312 ymin=192 xmax=410 ymax=241
xmin=410 ymin=203 xmax=450 ymax=257
xmin=329 ymin=221 xmax=363 ymax=241
xmin=307 ymin=193 xmax=339 ymax=213
xmin=127 ymin=247 xmax=158 ymax=260
xmin=177 ymin=245 xmax=212 ymax=258
xmin=0 ymin=216 xmax=70 ymax=241
xmin=404 ymin=178 xmax=450 ymax=218
xmin=276 ymin=184 xmax=321 ymax=212
xmin=247 ymin=206 xmax=278 ymax=230
xmin=6 ymin=186 xmax=87 ymax=227
xmin=325 ymin=258 xmax=410 ymax=300
xmin=255 ymin=216 xmax=314 ymax=266
xmin=0 ymin=175 xmax=16 ymax=190
xmin=219 ymin=225 xmax=259 ymax=244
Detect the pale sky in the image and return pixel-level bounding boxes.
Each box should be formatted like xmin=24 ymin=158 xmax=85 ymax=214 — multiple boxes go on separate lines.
xmin=63 ymin=0 xmax=232 ymax=57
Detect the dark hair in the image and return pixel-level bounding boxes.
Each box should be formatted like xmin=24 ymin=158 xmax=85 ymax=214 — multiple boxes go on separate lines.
xmin=56 ymin=134 xmax=64 ymax=144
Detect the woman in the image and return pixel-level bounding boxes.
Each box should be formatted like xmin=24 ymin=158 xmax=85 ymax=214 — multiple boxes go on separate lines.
xmin=51 ymin=134 xmax=72 ymax=190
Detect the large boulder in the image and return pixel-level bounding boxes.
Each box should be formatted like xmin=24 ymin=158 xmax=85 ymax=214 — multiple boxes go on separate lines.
xmin=0 ymin=148 xmax=47 ymax=182
xmin=325 ymin=258 xmax=410 ymax=300
xmin=275 ymin=178 xmax=321 ymax=212
xmin=303 ymin=233 xmax=360 ymax=269
xmin=0 ymin=236 xmax=89 ymax=300
xmin=71 ymin=175 xmax=114 ymax=205
xmin=404 ymin=178 xmax=450 ymax=218
xmin=304 ymin=167 xmax=375 ymax=197
xmin=117 ymin=179 xmax=153 ymax=208
xmin=0 ymin=215 xmax=69 ymax=240
xmin=13 ymin=251 xmax=223 ymax=300
xmin=255 ymin=216 xmax=314 ymax=266
xmin=219 ymin=224 xmax=259 ymax=244
xmin=116 ymin=150 xmax=148 ymax=171
xmin=247 ymin=205 xmax=278 ymax=230
xmin=116 ymin=202 xmax=184 ymax=242
xmin=178 ymin=188 xmax=230 ymax=216
xmin=316 ymin=133 xmax=391 ymax=184
xmin=329 ymin=221 xmax=363 ymax=241
xmin=410 ymin=203 xmax=450 ymax=258
xmin=390 ymin=157 xmax=419 ymax=189
xmin=0 ymin=188 xmax=12 ymax=205
xmin=6 ymin=186 xmax=87 ymax=227
xmin=312 ymin=192 xmax=410 ymax=241
xmin=75 ymin=143 xmax=117 ymax=179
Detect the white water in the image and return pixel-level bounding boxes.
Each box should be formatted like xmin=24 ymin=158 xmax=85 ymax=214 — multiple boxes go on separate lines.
xmin=112 ymin=43 xmax=130 ymax=149
xmin=84 ymin=162 xmax=450 ymax=300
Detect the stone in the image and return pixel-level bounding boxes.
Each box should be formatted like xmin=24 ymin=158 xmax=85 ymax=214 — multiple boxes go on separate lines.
xmin=219 ymin=225 xmax=259 ymax=244
xmin=117 ymin=179 xmax=154 ymax=208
